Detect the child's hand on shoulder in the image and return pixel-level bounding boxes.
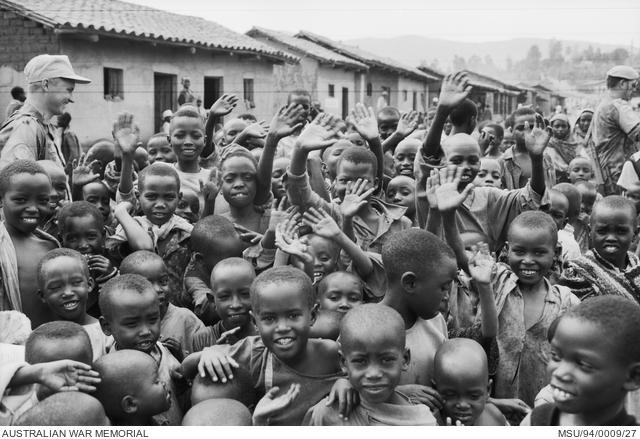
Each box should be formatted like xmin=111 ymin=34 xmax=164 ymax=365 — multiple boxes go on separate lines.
xmin=197 ymin=345 xmax=238 ymax=383
xmin=396 ymin=384 xmax=443 ymax=411
xmin=269 ymin=103 xmax=306 ymax=141
xmin=468 ymin=242 xmax=496 ymax=285
xmin=350 ymin=103 xmax=379 ymax=141
xmin=112 ymin=112 xmax=140 ymax=157
xmin=295 ymin=113 xmax=343 ymax=152
xmin=326 ymin=378 xmax=359 ymax=420
xmin=340 ymin=179 xmax=375 ymax=218
xmin=252 ymin=383 xmax=301 ymax=426
xmin=434 ymin=165 xmax=474 ymax=213
xmin=209 ymin=94 xmax=239 ymax=117
xmin=302 ymin=207 xmax=341 ymax=240
xmin=395 ymin=111 xmax=419 ymax=139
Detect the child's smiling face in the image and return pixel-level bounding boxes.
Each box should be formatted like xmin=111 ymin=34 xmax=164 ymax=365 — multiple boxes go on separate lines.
xmin=170 ymin=116 xmax=205 ymax=163
xmin=2 ymin=172 xmax=51 ymax=234
xmin=253 ymin=281 xmax=316 ymax=366
xmin=507 ymin=224 xmax=556 ymax=286
xmin=39 ymin=256 xmax=93 ymax=324
xmin=139 ymin=175 xmax=179 ymax=226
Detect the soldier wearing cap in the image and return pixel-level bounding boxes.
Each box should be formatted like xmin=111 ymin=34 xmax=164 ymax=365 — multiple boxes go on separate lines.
xmin=586 ymin=65 xmax=640 ymax=195
xmin=0 ymin=54 xmax=90 ymax=169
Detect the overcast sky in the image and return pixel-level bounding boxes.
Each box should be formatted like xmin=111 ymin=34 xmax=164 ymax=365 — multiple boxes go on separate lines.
xmin=126 ymin=0 xmax=640 ymax=46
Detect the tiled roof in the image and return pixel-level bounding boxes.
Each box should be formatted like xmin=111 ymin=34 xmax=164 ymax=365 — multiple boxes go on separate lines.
xmin=296 ymin=30 xmax=437 ymax=82
xmin=1 ymin=0 xmax=295 ymax=62
xmin=247 ymin=27 xmax=367 ymax=71
xmin=461 ymin=70 xmax=522 ymax=94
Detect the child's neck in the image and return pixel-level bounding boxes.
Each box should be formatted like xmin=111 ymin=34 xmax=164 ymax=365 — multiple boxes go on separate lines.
xmin=382 ymin=290 xmax=418 ymax=330
xmin=73 ymin=313 xmax=97 ymax=326
xmin=175 ymin=159 xmax=200 ymax=173
xmin=229 ymin=204 xmax=258 ymax=226
xmin=5 ymin=222 xmax=35 ymax=239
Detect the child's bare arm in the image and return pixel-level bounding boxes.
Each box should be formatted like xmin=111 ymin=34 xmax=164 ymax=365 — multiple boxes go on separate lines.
xmin=257 ymin=104 xmax=306 ymax=205
xmin=435 ymin=166 xmax=475 ymax=273
xmin=425 ymin=170 xmax=441 ymax=235
xmin=10 ymin=360 xmax=100 ymax=393
xmin=113 ymin=112 xmax=139 ymax=197
xmin=203 ymin=94 xmax=239 ymax=157
xmin=114 ymin=201 xmax=154 ymax=251
xmin=423 ymin=73 xmax=471 ymax=158
xmin=302 ymin=207 xmax=373 ymax=277
xmin=290 ymin=114 xmax=343 ymax=176
xmin=351 ymin=104 xmax=384 ymax=189
xmin=382 ymin=111 xmax=419 ymax=153
xmin=468 ymin=243 xmax=498 ymax=339
xmin=307 ymin=155 xmax=331 ymax=202
xmin=523 ymin=120 xmax=552 ymax=196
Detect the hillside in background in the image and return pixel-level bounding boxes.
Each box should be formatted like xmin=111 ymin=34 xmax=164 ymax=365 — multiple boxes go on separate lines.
xmin=345 ymin=35 xmax=632 ymax=76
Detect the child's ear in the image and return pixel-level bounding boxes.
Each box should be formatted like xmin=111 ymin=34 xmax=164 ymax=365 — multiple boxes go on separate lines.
xmin=121 ymin=395 xmax=138 ymax=414
xmin=400 ymin=272 xmax=417 ymax=294
xmin=36 ymin=289 xmax=47 ymax=303
xmin=87 ymin=276 xmax=95 ymax=292
xmin=402 ymin=348 xmax=411 ymax=371
xmin=309 ymin=303 xmax=319 ymax=326
xmin=623 ymin=362 xmax=640 ymax=391
xmin=487 ymin=378 xmax=493 ymax=395
xmin=166 ymin=135 xmax=171 ymax=144
xmin=99 ymin=316 xmax=112 ymax=336
xmin=178 ymin=191 xmax=184 ymax=201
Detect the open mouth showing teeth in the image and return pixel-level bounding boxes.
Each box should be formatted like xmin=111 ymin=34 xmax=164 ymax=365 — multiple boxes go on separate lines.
xmin=22 ymin=218 xmax=38 ymax=223
xmin=552 ymin=386 xmax=575 ymax=403
xmin=520 ymin=269 xmax=537 ymax=276
xmin=275 ymin=337 xmax=294 ymax=346
xmin=63 ymin=301 xmax=79 ymax=310
xmin=138 ymin=340 xmax=153 ymax=350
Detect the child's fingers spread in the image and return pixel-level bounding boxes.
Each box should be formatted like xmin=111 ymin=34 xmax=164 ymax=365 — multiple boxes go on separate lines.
xmin=360 ymin=187 xmax=376 ymax=200
xmin=265 ymin=387 xmax=280 ymax=399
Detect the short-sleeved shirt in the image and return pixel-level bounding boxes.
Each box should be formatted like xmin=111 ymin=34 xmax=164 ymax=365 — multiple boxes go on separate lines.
xmin=591 ymin=96 xmax=640 ymax=193
xmin=0 ymin=102 xmax=65 ymax=168
xmin=400 ymin=314 xmax=448 ymax=386
xmin=160 ymin=304 xmax=205 ymax=358
xmin=227 ymin=335 xmax=343 ymax=425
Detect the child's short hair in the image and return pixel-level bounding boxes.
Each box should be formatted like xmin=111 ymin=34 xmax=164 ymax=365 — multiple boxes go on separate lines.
xmin=120 ymin=250 xmax=164 ymax=275
xmin=250 ymin=266 xmax=314 ymax=312
xmin=377 ymin=106 xmax=401 ymax=119
xmin=191 ymin=215 xmax=239 ymax=255
xmin=508 ymin=211 xmax=558 ymax=244
xmin=37 ymin=248 xmax=90 ymax=289
xmin=137 ymin=162 xmax=180 ymax=192
xmin=25 ymin=321 xmax=92 ymax=364
xmin=219 ymin=144 xmax=258 ymax=169
xmin=382 ymin=229 xmax=455 ymax=281
xmin=505 ymin=107 xmax=537 ymax=129
xmin=0 ymin=159 xmax=49 ymax=196
xmin=574 ymin=179 xmax=596 ymax=192
xmin=565 ymin=296 xmax=640 ymax=364
xmin=592 ymin=195 xmax=637 ymax=223
xmin=340 ymin=304 xmax=405 ymax=351
xmin=15 ymin=392 xmax=109 ymax=426
xmin=449 ymin=99 xmax=477 ymax=127
xmin=485 ymin=123 xmax=504 ymax=138
xmin=171 ymin=105 xmax=204 ymax=126
xmin=182 ymin=399 xmax=252 ymax=426
xmin=287 ymin=89 xmax=311 ymax=102
xmin=57 ymin=201 xmax=105 ymax=234
xmin=211 ymin=257 xmax=255 ymax=281
xmin=316 ymin=271 xmax=363 ymax=298
xmin=99 ymin=274 xmax=156 ymax=321
xmin=147 ymin=132 xmax=170 ymax=145
xmin=553 ymin=183 xmax=582 ymax=220
xmin=336 ymin=146 xmax=378 ymax=177
xmin=10 ymin=86 xmax=24 ymax=100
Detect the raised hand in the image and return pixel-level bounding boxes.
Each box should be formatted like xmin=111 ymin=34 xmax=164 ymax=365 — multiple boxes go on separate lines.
xmin=268 ymin=198 xmax=294 ymax=232
xmin=240 ymin=121 xmax=268 ymax=140
xmin=302 ymin=207 xmax=341 ymax=240
xmin=523 ymin=121 xmax=551 ymax=156
xmin=438 ymin=72 xmax=472 ymax=109
xmin=395 ymin=111 xmax=419 ymax=138
xmin=37 ymin=360 xmax=101 ymax=393
xmin=234 ymin=224 xmax=263 ymax=246
xmin=209 ymin=94 xmax=239 ymax=117
xmin=71 ymin=153 xmax=101 ymax=188
xmin=296 ymin=113 xmax=344 ymax=152
xmin=269 ymin=104 xmax=306 ymax=140
xmin=350 ymin=103 xmax=379 ymax=141
xmin=112 ymin=112 xmax=139 ymax=156
xmin=341 ymin=179 xmax=375 ymax=218
xmin=425 ymin=169 xmax=439 ymax=209
xmin=468 ymin=242 xmax=495 ymax=284
xmin=275 ymin=214 xmax=313 ymax=265
xmin=434 ymin=165 xmax=474 ymax=212
xmin=252 ymin=384 xmax=301 ymax=426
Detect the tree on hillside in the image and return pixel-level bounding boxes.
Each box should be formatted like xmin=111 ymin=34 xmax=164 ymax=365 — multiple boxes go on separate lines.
xmin=453 ymin=54 xmax=467 ymax=71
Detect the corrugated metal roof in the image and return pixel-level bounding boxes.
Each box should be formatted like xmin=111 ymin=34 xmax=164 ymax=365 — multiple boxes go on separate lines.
xmin=296 ymin=30 xmax=437 ymax=81
xmin=247 ymin=27 xmax=367 ymax=71
xmin=1 ymin=0 xmax=295 ymax=62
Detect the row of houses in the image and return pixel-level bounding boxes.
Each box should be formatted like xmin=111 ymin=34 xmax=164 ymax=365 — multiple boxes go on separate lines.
xmin=0 ymin=0 xmax=564 ymax=145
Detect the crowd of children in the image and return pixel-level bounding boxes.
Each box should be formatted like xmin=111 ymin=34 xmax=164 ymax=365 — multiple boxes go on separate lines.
xmin=2 ymin=70 xmax=640 ymax=427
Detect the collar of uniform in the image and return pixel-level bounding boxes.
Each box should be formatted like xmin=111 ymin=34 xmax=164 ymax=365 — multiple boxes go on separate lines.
xmin=18 ymin=101 xmax=46 ymax=124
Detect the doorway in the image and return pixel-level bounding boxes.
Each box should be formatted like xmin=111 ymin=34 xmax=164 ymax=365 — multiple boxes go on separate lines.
xmin=341 ymin=87 xmax=349 ymax=120
xmin=204 ymin=76 xmax=223 ymax=110
xmin=154 ymin=73 xmax=177 ymax=132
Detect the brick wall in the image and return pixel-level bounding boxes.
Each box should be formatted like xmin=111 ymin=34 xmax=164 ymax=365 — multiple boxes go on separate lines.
xmin=0 ymin=12 xmax=60 ymax=69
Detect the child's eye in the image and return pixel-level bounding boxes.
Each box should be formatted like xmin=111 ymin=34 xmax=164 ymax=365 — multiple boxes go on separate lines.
xmin=549 ymin=350 xmax=561 ymax=362
xmin=288 ymin=312 xmax=300 ymax=319
xmin=578 ymin=361 xmax=594 ymax=372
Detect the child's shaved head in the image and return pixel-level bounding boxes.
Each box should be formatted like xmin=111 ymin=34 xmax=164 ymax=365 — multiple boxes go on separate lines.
xmin=98 ymin=274 xmax=156 ymax=321
xmin=15 ymin=392 xmax=110 ymax=426
xmin=339 ymin=304 xmax=405 ymax=352
xmin=434 ymin=338 xmax=489 ymax=382
xmin=553 ymin=183 xmax=582 ymax=220
xmin=182 ymin=399 xmax=252 ymax=426
xmin=442 ymin=133 xmax=481 ymax=156
xmin=251 ymin=266 xmax=314 ymax=313
xmin=592 ymin=195 xmax=637 ymax=226
xmin=508 ymin=211 xmax=558 ymax=245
